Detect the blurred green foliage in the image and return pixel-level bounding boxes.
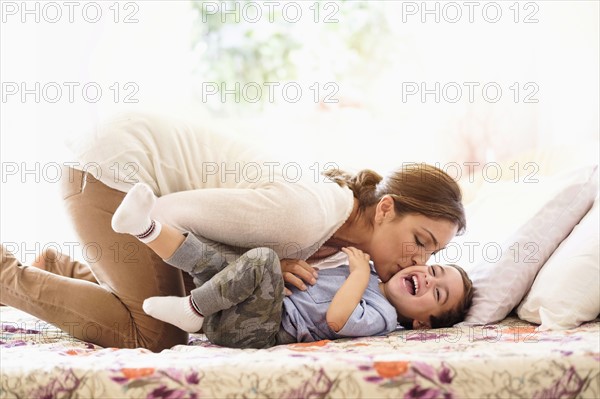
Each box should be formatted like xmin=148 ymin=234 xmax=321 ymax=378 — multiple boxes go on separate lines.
xmin=190 ymin=0 xmax=396 ymax=112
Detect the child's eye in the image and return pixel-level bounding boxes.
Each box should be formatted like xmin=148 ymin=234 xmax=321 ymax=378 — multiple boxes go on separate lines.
xmin=435 ymin=288 xmax=440 ymax=302
xmin=432 ymin=267 xmax=436 ymax=277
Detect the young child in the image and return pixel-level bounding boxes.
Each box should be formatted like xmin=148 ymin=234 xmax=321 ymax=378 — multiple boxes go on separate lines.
xmin=112 ymin=183 xmax=473 ymax=349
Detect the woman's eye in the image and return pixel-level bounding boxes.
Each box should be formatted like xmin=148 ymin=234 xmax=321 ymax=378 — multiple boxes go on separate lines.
xmin=435 ymin=288 xmax=440 ymax=301
xmin=415 ymin=236 xmax=424 ymax=247
xmin=432 ymin=267 xmax=436 ymax=277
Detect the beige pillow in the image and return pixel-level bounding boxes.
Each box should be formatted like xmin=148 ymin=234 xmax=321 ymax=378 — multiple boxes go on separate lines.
xmin=459 ymin=165 xmax=599 ymax=325
xmin=517 ymin=196 xmax=599 ymax=329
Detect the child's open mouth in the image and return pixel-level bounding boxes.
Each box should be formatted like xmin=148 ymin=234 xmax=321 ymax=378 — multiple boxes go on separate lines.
xmin=403 ymin=275 xmax=420 ymax=295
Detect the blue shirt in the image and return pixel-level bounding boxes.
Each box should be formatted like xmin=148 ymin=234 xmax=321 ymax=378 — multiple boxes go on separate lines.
xmin=281 ymin=265 xmax=399 ymax=342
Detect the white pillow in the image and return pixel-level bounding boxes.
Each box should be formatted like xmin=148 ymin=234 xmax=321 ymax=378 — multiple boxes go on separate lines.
xmin=458 ymin=165 xmax=599 ymax=325
xmin=517 ymin=196 xmax=600 ymax=329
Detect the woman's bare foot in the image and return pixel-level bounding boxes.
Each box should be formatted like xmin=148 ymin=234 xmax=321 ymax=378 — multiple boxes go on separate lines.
xmin=31 ymin=247 xmax=58 ymax=269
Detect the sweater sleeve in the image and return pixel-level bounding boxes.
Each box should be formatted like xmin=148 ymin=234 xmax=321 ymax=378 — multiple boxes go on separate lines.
xmin=151 ymin=177 xmax=354 ymax=261
xmin=73 ymin=111 xmax=355 ymax=260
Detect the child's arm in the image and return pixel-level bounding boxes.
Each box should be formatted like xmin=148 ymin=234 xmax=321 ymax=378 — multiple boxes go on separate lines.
xmin=326 ymin=247 xmax=372 ymax=333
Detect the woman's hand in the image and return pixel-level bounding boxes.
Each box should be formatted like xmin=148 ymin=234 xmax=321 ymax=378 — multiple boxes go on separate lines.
xmin=280 ymin=258 xmax=319 ymax=296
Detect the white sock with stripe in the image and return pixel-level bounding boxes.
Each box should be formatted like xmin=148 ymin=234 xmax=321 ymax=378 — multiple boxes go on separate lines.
xmin=111 ymin=183 xmax=162 ymax=243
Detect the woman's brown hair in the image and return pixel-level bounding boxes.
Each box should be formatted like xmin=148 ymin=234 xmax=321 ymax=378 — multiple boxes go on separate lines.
xmin=324 ymin=163 xmax=466 ymax=234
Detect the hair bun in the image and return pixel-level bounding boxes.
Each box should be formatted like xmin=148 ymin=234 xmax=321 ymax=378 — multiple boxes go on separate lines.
xmin=350 ymin=169 xmax=383 ymax=207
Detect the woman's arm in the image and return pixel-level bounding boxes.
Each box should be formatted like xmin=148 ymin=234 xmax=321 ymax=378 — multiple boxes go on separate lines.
xmin=151 ymin=182 xmax=352 ymax=292
xmin=326 ymin=247 xmax=372 ymax=332
xmin=151 ymin=177 xmax=353 ymax=261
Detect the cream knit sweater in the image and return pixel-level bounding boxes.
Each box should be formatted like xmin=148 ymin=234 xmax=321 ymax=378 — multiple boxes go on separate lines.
xmin=67 ymin=112 xmax=354 ymax=260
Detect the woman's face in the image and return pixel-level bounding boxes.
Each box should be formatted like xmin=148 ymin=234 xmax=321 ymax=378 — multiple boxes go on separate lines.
xmin=367 ymin=197 xmax=459 ymax=282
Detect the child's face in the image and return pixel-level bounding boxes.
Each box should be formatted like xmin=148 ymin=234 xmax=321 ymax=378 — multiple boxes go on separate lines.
xmin=382 ymin=264 xmax=464 ymax=329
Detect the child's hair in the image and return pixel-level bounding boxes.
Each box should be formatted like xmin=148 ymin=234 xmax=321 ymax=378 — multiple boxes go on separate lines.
xmin=428 ymin=264 xmax=474 ymax=328
xmin=399 ymin=263 xmax=474 ymax=329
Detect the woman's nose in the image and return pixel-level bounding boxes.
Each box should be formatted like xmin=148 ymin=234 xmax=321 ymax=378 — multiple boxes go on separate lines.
xmin=411 ymin=251 xmax=429 ymax=265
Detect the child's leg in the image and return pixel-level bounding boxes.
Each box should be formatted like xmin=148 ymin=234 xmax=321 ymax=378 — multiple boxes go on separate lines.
xmin=111 ymin=182 xmax=184 ymax=259
xmin=111 ymin=182 xmax=239 ymax=279
xmin=202 ymin=247 xmax=285 ymax=348
xmin=145 ymin=247 xmax=285 ymax=348
xmin=162 ymin=233 xmax=241 ymax=285
xmin=141 ymin=234 xmax=244 ymax=333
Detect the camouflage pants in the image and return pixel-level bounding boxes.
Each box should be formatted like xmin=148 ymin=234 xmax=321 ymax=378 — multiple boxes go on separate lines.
xmin=164 ymin=233 xmax=292 ymax=348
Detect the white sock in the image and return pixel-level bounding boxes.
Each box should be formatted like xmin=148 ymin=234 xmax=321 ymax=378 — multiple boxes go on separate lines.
xmin=111 ymin=183 xmax=162 ymax=243
xmin=143 ymin=295 xmax=204 ymax=333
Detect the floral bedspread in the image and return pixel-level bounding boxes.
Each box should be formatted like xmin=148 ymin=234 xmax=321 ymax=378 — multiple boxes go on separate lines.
xmin=1 ymin=306 xmax=599 ymax=398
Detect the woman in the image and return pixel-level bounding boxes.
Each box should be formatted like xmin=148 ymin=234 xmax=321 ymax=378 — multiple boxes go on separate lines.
xmin=0 ymin=111 xmax=465 ymax=352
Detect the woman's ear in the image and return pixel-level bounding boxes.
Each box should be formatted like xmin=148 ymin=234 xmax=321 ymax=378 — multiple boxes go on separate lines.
xmin=412 ymin=319 xmax=431 ymax=330
xmin=375 ymin=195 xmax=396 ymax=224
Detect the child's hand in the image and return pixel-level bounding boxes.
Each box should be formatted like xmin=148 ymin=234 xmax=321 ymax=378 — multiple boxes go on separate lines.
xmin=341 ymin=247 xmax=371 ymax=274
xmin=327 ymin=247 xmax=372 ymax=331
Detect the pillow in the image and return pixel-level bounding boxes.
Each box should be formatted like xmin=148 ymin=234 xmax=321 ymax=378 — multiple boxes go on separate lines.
xmin=458 ymin=165 xmax=599 ymax=325
xmin=516 ymin=196 xmax=599 ymax=329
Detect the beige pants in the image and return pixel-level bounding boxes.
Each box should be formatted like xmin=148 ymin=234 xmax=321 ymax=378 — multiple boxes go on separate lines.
xmin=0 ymin=167 xmax=195 ymax=352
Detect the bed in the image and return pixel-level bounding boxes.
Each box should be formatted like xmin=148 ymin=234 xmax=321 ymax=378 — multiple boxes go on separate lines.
xmin=1 ymin=306 xmax=599 ymax=398
xmin=1 ymin=151 xmax=599 ymax=398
